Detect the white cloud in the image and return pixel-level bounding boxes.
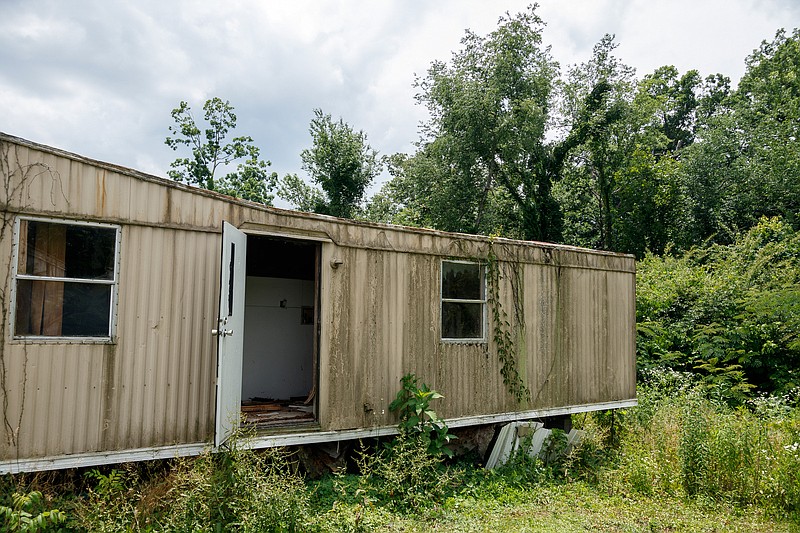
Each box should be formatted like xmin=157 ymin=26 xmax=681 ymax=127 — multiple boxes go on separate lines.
xmin=0 ymin=0 xmax=794 ymax=193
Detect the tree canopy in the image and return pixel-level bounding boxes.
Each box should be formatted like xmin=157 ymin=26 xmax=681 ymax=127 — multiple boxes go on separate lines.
xmin=399 ymin=7 xmax=565 ymax=241
xmin=361 ymin=9 xmax=797 ymax=255
xmin=165 ymin=97 xmax=277 ymax=205
xmin=279 ymin=109 xmax=381 ymax=219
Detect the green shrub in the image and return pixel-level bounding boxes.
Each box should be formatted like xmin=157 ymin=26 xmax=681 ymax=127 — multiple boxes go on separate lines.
xmin=157 ymin=445 xmax=311 ymax=532
xmin=349 ymin=435 xmax=459 ymax=513
xmin=389 ymin=373 xmax=455 ymax=457
xmin=77 ymin=465 xmax=144 ymax=532
xmin=636 ymin=217 xmax=800 ymax=400
xmin=75 ymin=436 xmax=312 ymax=532
xmin=0 ymin=490 xmax=67 ymax=532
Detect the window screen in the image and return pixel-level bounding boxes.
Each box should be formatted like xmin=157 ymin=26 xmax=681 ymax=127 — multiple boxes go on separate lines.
xmin=441 ymin=261 xmax=486 ymax=341
xmin=13 ymin=218 xmax=119 ymax=339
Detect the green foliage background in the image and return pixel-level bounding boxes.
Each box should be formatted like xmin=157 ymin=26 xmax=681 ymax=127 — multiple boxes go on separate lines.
xmin=637 ymin=217 xmax=800 ymax=400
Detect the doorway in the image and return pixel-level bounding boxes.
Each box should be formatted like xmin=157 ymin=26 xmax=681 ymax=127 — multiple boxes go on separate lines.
xmin=240 ymin=234 xmax=320 ymax=428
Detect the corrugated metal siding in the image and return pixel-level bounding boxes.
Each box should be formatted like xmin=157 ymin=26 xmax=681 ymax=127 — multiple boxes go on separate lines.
xmin=319 ymin=249 xmax=636 ymax=433
xmin=106 ymin=225 xmax=219 ymax=450
xmin=1 ymin=134 xmax=636 ymax=462
xmin=0 ymin=228 xmax=220 ymax=460
xmin=1 ymin=344 xmax=107 ymax=459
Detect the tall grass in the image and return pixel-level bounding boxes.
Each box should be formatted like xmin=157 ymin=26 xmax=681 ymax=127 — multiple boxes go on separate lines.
xmin=75 ymin=439 xmax=312 ymax=532
xmin=604 ymin=368 xmax=800 ymax=515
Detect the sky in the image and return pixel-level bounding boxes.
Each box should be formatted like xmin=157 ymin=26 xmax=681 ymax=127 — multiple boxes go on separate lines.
xmin=1 ymin=0 xmax=798 ymax=205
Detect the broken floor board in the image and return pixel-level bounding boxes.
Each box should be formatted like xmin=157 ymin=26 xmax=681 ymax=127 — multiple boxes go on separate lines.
xmin=241 ymin=401 xmax=315 ymax=427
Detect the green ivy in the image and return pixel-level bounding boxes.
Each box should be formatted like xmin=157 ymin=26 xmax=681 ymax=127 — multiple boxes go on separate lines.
xmin=486 ymin=247 xmax=531 ymax=404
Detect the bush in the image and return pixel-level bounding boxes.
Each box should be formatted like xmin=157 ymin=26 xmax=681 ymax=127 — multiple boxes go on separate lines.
xmin=637 ymin=217 xmax=800 ymax=400
xmin=349 ymin=435 xmax=459 ymax=513
xmin=0 ymin=490 xmax=67 ymax=532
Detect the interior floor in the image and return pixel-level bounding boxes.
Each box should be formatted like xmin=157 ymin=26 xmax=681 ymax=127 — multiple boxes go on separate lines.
xmin=241 ymin=398 xmax=315 ymax=427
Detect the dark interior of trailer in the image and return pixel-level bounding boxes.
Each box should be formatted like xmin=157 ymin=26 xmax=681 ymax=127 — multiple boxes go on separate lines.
xmin=241 ymin=235 xmax=320 ymax=428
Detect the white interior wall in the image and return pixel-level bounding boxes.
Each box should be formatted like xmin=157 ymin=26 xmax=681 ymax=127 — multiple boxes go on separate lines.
xmin=242 ymin=276 xmax=315 ymax=400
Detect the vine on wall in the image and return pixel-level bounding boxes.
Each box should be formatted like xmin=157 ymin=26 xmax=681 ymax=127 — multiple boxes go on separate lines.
xmin=486 ymin=246 xmax=530 ymax=404
xmin=0 ymin=140 xmax=61 ymax=447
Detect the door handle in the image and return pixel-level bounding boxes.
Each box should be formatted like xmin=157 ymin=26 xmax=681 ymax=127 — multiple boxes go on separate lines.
xmin=211 ymin=329 xmax=234 ymax=337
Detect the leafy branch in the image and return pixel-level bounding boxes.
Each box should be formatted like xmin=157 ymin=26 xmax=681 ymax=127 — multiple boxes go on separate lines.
xmin=0 ymin=491 xmax=68 ymax=532
xmin=165 ymin=97 xmax=277 ymax=205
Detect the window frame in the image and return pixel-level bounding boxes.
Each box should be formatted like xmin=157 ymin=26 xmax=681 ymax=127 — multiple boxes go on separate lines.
xmin=440 ymin=259 xmax=487 ymax=343
xmin=10 ymin=216 xmax=122 ymax=343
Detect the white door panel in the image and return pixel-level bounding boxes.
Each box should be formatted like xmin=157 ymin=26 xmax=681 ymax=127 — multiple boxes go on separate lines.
xmin=214 ymin=222 xmax=247 ymax=448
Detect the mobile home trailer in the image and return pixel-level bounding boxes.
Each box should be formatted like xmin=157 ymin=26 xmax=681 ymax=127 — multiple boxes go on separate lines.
xmin=0 ymin=133 xmax=636 ymax=473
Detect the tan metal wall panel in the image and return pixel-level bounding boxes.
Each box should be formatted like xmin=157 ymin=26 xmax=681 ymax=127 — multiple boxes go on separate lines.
xmin=320 ymin=250 xmax=636 ymax=432
xmin=0 ymin=343 xmax=108 ymax=461
xmin=107 ymin=225 xmax=219 ymax=451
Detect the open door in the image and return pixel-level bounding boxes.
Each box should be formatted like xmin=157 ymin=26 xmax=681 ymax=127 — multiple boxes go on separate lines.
xmin=214 ymin=222 xmax=247 ymax=448
xmin=239 ymin=235 xmax=320 ymax=427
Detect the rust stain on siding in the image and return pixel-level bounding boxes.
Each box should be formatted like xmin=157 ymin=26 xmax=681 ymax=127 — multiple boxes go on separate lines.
xmin=101 ymin=343 xmax=116 ymax=449
xmin=97 ymin=170 xmax=107 ymax=213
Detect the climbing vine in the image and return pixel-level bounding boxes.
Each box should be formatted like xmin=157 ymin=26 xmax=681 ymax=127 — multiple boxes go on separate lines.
xmin=486 ymin=246 xmax=530 ymax=404
xmin=0 ymin=139 xmax=61 ymax=447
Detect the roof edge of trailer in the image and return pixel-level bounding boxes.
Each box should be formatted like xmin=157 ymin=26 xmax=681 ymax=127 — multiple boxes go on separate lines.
xmin=1 ymin=131 xmax=634 ymax=261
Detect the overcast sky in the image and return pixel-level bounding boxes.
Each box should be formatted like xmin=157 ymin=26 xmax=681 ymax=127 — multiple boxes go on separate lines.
xmin=1 ymin=0 xmax=797 ymax=204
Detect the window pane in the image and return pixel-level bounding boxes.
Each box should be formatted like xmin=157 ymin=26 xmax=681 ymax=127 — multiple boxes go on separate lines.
xmin=442 ymin=302 xmax=483 ymax=339
xmin=442 ymin=262 xmax=483 ymax=300
xmin=18 ymin=221 xmax=116 ymax=280
xmin=15 ymin=280 xmax=111 ymax=337
xmin=18 ymin=220 xmax=66 ymax=277
xmin=65 ymin=225 xmax=117 ymax=280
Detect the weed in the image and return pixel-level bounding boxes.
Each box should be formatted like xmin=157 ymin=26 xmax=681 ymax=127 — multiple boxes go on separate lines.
xmin=351 ymin=435 xmax=460 ymax=513
xmin=607 ymin=383 xmax=800 ymax=518
xmin=0 ymin=490 xmax=67 ymax=532
xmin=73 ymin=431 xmax=313 ymax=532
xmin=389 ymin=373 xmax=455 ymax=457
xmin=77 ymin=465 xmax=144 ymax=532
xmin=561 ymin=422 xmax=609 ymax=484
xmin=155 ymin=444 xmax=311 ymax=532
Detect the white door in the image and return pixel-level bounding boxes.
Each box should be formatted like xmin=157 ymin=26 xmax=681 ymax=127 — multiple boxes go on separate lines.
xmin=214 ymin=222 xmax=247 ymax=448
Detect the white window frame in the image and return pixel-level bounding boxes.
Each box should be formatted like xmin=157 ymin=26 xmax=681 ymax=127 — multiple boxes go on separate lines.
xmin=10 ymin=216 xmax=121 ymax=343
xmin=440 ymin=259 xmax=487 ymax=343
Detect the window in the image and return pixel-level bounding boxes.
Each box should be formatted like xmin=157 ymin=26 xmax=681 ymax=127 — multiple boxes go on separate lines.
xmin=12 ymin=218 xmax=120 ymax=339
xmin=441 ymin=260 xmax=486 ymax=341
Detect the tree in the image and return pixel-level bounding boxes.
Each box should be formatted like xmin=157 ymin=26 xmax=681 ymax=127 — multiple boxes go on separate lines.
xmin=556 ymin=50 xmax=738 ymax=256
xmin=389 ymin=6 xmax=620 ymax=243
xmin=680 ymin=28 xmax=800 ymax=243
xmin=636 ymin=66 xmax=703 ymax=154
xmin=165 ymin=97 xmax=276 ymax=205
xmin=279 ymin=109 xmax=381 ymax=219
xmin=732 ymin=28 xmax=800 ymax=226
xmin=410 ymin=6 xmax=560 ymax=241
xmin=363 ymin=147 xmax=524 ymax=237
xmin=556 ymin=35 xmax=637 ymax=251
